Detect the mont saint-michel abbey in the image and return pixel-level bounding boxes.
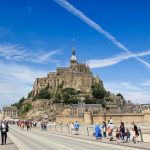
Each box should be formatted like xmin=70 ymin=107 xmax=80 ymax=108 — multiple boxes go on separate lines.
xmin=32 ymin=47 xmax=102 ymax=96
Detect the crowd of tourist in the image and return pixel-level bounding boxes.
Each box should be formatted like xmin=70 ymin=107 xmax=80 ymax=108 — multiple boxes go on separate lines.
xmin=0 ymin=118 xmax=142 ymax=146
xmin=91 ymin=118 xmax=140 ymax=144
xmin=40 ymin=122 xmax=48 ymax=131
xmin=68 ymin=117 xmax=141 ymax=144
xmin=17 ymin=121 xmax=34 ymax=131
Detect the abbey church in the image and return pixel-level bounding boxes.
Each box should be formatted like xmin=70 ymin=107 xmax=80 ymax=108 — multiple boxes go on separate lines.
xmin=32 ymin=47 xmax=103 ymax=96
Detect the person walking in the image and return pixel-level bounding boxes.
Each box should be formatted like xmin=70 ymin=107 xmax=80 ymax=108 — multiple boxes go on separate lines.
xmin=107 ymin=121 xmax=114 ymax=141
xmin=119 ymin=122 xmax=125 ymax=142
xmin=116 ymin=128 xmax=120 ymax=143
xmin=132 ymin=122 xmax=139 ymax=142
xmin=70 ymin=122 xmax=74 ymax=134
xmin=0 ymin=121 xmax=9 ymax=145
xmin=126 ymin=129 xmax=131 ymax=143
xmin=74 ymin=121 xmax=79 ymax=135
xmin=131 ymin=128 xmax=136 ymax=143
xmin=102 ymin=121 xmax=107 ymax=139
xmin=94 ymin=123 xmax=102 ymax=140
xmin=26 ymin=122 xmax=30 ymax=131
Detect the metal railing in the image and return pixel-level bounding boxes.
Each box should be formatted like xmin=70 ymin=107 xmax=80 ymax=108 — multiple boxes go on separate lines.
xmin=48 ymin=124 xmax=144 ymax=142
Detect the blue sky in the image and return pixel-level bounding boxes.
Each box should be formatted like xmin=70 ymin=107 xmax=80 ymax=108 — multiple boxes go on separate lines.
xmin=0 ymin=0 xmax=150 ymax=108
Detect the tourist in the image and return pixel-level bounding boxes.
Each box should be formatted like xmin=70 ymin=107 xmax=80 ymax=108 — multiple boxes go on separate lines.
xmin=27 ymin=122 xmax=30 ymax=131
xmin=70 ymin=122 xmax=74 ymax=134
xmin=107 ymin=121 xmax=114 ymax=141
xmin=21 ymin=121 xmax=25 ymax=130
xmin=109 ymin=117 xmax=113 ymax=124
xmin=74 ymin=121 xmax=79 ymax=135
xmin=94 ymin=123 xmax=102 ymax=140
xmin=119 ymin=122 xmax=125 ymax=142
xmin=125 ymin=129 xmax=131 ymax=143
xmin=102 ymin=121 xmax=107 ymax=138
xmin=130 ymin=128 xmax=136 ymax=143
xmin=44 ymin=122 xmax=47 ymax=131
xmin=132 ymin=122 xmax=139 ymax=142
xmin=0 ymin=121 xmax=9 ymax=145
xmin=33 ymin=121 xmax=37 ymax=128
xmin=116 ymin=128 xmax=120 ymax=143
xmin=107 ymin=126 xmax=111 ymax=139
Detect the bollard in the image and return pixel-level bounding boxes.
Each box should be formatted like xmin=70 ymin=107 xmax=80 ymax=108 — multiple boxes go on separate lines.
xmin=55 ymin=125 xmax=57 ymax=132
xmin=61 ymin=125 xmax=63 ymax=133
xmin=68 ymin=125 xmax=70 ymax=134
xmin=49 ymin=125 xmax=51 ymax=131
xmin=139 ymin=127 xmax=143 ymax=142
xmin=87 ymin=127 xmax=89 ymax=136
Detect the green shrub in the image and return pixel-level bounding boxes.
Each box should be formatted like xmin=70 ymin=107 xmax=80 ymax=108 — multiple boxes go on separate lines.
xmin=33 ymin=89 xmax=52 ymax=100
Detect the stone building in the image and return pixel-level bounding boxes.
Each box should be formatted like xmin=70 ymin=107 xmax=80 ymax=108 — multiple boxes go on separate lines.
xmin=32 ymin=47 xmax=103 ymax=97
xmin=61 ymin=102 xmax=102 ymax=117
xmin=2 ymin=106 xmax=18 ymax=120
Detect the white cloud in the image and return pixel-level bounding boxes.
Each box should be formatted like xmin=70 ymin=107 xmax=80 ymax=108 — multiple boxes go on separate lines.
xmin=105 ymin=81 xmax=150 ymax=104
xmin=37 ymin=50 xmax=61 ymax=63
xmin=86 ymin=49 xmax=150 ymax=68
xmin=0 ymin=44 xmax=62 ymax=64
xmin=0 ymin=61 xmax=50 ymax=109
xmin=54 ymin=0 xmax=150 ymax=69
xmin=139 ymin=80 xmax=150 ymax=87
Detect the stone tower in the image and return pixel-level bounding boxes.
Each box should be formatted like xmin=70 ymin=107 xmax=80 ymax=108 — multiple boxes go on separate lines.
xmin=70 ymin=47 xmax=77 ymax=68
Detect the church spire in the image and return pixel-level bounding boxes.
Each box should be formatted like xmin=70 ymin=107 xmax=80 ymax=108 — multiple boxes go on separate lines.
xmin=72 ymin=38 xmax=76 ymax=57
xmin=70 ymin=39 xmax=77 ymax=66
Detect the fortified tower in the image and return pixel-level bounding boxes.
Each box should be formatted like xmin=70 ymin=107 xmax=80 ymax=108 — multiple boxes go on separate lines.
xmin=32 ymin=44 xmax=103 ymax=97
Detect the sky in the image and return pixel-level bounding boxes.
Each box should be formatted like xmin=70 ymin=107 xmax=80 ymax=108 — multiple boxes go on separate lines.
xmin=0 ymin=0 xmax=150 ymax=108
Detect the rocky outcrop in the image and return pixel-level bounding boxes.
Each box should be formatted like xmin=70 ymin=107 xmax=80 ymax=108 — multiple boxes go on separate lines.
xmin=25 ymin=99 xmax=64 ymax=121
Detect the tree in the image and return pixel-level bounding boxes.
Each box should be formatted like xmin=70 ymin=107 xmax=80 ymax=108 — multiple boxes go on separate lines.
xmin=53 ymin=93 xmax=61 ymax=103
xmin=60 ymin=88 xmax=79 ymax=104
xmin=34 ymin=89 xmax=52 ymax=100
xmin=116 ymin=93 xmax=124 ymax=99
xmin=105 ymin=96 xmax=114 ymax=102
xmin=116 ymin=93 xmax=126 ymax=106
xmin=19 ymin=97 xmax=25 ymax=104
xmin=64 ymin=98 xmax=79 ymax=104
xmin=91 ymin=84 xmax=106 ymax=99
xmin=61 ymin=88 xmax=78 ymax=96
xmin=27 ymin=91 xmax=32 ymax=98
xmin=20 ymin=103 xmax=32 ymax=115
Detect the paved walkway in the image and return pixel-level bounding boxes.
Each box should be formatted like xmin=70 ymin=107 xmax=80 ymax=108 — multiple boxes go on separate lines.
xmin=48 ymin=131 xmax=150 ymax=150
xmin=0 ymin=137 xmax=18 ymax=150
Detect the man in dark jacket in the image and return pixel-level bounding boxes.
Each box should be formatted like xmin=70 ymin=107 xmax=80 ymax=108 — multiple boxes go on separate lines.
xmin=0 ymin=121 xmax=9 ymax=145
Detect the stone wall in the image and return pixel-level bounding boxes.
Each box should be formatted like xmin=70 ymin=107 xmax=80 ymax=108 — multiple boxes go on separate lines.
xmin=144 ymin=110 xmax=150 ymax=122
xmin=56 ymin=116 xmax=84 ymax=124
xmin=56 ymin=110 xmax=150 ymax=124
xmin=93 ymin=113 xmax=144 ymax=124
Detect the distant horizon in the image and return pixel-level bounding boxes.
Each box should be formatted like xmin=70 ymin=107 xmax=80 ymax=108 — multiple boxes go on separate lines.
xmin=0 ymin=0 xmax=150 ymax=108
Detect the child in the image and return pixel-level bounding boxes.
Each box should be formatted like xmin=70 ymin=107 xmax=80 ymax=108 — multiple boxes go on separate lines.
xmin=126 ymin=129 xmax=130 ymax=143
xmin=116 ymin=129 xmax=120 ymax=143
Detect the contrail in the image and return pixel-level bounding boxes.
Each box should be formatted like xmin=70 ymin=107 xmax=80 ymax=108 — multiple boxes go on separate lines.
xmin=54 ymin=0 xmax=150 ymax=69
xmin=87 ymin=49 xmax=150 ymax=68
